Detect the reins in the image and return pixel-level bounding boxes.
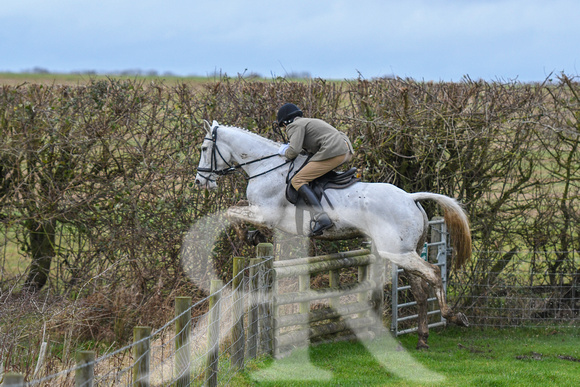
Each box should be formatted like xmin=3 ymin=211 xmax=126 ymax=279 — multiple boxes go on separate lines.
xmin=196 ymin=126 xmax=291 ymax=182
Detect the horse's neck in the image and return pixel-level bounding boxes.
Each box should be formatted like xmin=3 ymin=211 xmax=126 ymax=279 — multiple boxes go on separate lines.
xmin=223 ymin=127 xmax=281 ymax=175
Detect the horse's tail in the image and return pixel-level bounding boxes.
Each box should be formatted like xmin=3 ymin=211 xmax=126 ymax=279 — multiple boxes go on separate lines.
xmin=411 ymin=192 xmax=472 ymax=269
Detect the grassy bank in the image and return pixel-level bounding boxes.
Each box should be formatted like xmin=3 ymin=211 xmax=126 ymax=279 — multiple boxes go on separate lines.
xmin=231 ymin=327 xmax=580 ymax=386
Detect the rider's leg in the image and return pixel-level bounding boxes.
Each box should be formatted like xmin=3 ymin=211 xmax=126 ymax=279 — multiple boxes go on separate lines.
xmin=291 ymin=153 xmax=352 ymax=191
xmin=297 ymin=185 xmax=333 ymax=236
xmin=291 ymin=153 xmax=351 ymax=236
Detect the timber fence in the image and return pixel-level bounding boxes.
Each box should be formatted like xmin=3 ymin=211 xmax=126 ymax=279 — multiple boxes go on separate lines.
xmin=271 ymin=248 xmax=383 ymax=358
xmin=2 ymin=243 xmax=385 ymax=386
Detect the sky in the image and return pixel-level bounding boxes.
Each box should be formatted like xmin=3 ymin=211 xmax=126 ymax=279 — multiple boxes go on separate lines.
xmin=1 ymin=0 xmax=579 ymax=82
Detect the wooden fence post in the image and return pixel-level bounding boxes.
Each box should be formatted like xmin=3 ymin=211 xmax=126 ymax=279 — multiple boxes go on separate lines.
xmin=132 ymin=326 xmax=151 ymax=387
xmin=1 ymin=373 xmax=24 ymax=387
xmin=271 ymin=261 xmax=280 ymax=358
xmin=298 ymin=271 xmax=310 ymax=347
xmin=231 ymin=257 xmax=246 ymax=369
xmin=247 ymin=259 xmax=259 ymax=360
xmin=174 ymin=296 xmax=192 ymax=387
xmin=206 ymin=279 xmax=223 ymax=387
xmin=75 ymin=350 xmax=95 ymax=387
xmin=256 ymin=243 xmax=273 ymax=355
xmin=358 ymin=264 xmax=369 ymax=318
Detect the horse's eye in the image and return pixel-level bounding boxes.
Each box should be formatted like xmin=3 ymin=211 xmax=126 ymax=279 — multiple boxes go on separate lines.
xmin=201 ymin=146 xmax=207 ymax=152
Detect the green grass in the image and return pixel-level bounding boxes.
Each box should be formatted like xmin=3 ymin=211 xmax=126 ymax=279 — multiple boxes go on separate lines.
xmin=0 ymin=72 xmax=316 ymax=87
xmin=230 ymin=327 xmax=580 ymax=386
xmin=0 ymin=72 xmax=215 ymax=86
xmin=0 ymin=231 xmax=28 ymax=277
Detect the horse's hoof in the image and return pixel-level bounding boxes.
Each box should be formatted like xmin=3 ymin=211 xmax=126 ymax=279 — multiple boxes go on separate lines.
xmin=455 ymin=312 xmax=469 ymax=327
xmin=416 ymin=341 xmax=430 ymax=350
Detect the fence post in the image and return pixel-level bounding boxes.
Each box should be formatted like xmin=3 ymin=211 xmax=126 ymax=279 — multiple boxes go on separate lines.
xmin=132 ymin=326 xmax=151 ymax=387
xmin=298 ymin=271 xmax=310 ymax=347
xmin=256 ymin=243 xmax=273 ymax=355
xmin=231 ymin=257 xmax=246 ymax=369
xmin=358 ymin=263 xmax=369 ymax=318
xmin=271 ymin=260 xmax=280 ymax=358
xmin=75 ymin=350 xmax=95 ymax=387
xmin=174 ymin=296 xmax=192 ymax=387
xmin=329 ymin=268 xmax=340 ymax=308
xmin=206 ymin=279 xmax=223 ymax=387
xmin=1 ymin=373 xmax=24 ymax=387
xmin=248 ymin=258 xmax=259 ymax=360
xmin=369 ymin=244 xmax=384 ymax=332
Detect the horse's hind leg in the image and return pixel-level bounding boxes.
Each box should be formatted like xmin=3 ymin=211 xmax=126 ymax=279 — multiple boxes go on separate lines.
xmin=380 ymin=251 xmax=469 ymax=327
xmin=405 ymin=271 xmax=430 ymax=349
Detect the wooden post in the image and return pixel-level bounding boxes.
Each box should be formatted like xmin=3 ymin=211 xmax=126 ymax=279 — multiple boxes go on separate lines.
xmin=75 ymin=350 xmax=95 ymax=387
xmin=205 ymin=279 xmax=222 ymax=387
xmin=231 ymin=257 xmax=246 ymax=369
xmin=329 ymin=268 xmax=340 ymax=308
xmin=256 ymin=243 xmax=273 ymax=355
xmin=247 ymin=258 xmax=259 ymax=360
xmin=298 ymin=271 xmax=310 ymax=347
xmin=1 ymin=373 xmax=24 ymax=387
xmin=271 ymin=265 xmax=280 ymax=358
xmin=174 ymin=296 xmax=192 ymax=387
xmin=132 ymin=326 xmax=151 ymax=387
xmin=358 ymin=264 xmax=369 ymax=318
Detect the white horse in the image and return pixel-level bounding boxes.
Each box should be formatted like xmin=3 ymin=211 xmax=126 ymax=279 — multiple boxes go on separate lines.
xmin=195 ymin=121 xmax=471 ymax=328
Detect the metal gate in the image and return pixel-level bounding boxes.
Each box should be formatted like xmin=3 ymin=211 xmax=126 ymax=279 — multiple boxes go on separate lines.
xmin=391 ymin=217 xmax=450 ymax=336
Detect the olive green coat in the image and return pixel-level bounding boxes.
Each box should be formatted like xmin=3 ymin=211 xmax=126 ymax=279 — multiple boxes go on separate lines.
xmin=283 ymin=117 xmax=353 ymax=161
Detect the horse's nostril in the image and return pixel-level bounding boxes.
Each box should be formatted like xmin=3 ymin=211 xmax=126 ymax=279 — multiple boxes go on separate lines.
xmin=195 ymin=179 xmax=201 ymax=186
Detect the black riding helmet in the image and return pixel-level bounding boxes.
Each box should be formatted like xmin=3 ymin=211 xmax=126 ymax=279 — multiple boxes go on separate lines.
xmin=276 ymin=103 xmax=303 ymax=127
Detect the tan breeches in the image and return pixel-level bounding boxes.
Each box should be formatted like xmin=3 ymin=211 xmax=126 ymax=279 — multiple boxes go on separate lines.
xmin=291 ymin=152 xmax=353 ymax=190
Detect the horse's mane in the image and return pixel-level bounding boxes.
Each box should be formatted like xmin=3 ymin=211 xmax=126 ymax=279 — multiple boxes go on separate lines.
xmin=219 ymin=124 xmax=281 ymax=148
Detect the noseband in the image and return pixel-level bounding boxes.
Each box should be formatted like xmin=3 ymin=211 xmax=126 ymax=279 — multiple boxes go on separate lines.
xmin=196 ymin=126 xmax=290 ymax=182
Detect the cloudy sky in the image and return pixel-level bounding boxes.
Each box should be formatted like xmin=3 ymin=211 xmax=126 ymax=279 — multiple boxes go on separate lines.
xmin=1 ymin=0 xmax=578 ymax=82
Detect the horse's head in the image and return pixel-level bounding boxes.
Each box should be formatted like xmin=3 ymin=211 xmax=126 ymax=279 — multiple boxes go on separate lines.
xmin=195 ymin=120 xmax=233 ymax=190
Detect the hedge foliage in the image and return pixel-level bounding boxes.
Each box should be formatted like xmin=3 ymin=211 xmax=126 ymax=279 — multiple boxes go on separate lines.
xmin=1 ymin=75 xmax=579 ymax=302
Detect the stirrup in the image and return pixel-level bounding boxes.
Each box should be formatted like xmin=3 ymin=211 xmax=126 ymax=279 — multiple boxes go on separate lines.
xmin=309 ymin=213 xmax=333 ymax=236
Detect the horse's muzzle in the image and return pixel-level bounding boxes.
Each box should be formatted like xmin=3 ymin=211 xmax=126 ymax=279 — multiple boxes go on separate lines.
xmin=195 ymin=174 xmax=217 ymax=190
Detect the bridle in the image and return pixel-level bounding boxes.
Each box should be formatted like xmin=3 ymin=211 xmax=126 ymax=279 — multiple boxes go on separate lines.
xmin=196 ymin=125 xmax=291 ymax=183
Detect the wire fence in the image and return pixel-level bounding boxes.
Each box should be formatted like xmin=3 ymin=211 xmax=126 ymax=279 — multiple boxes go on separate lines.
xmin=2 ymin=257 xmax=272 ymax=386
xmin=389 ymin=249 xmax=579 ymax=334
xmin=448 ymin=251 xmax=579 ymax=329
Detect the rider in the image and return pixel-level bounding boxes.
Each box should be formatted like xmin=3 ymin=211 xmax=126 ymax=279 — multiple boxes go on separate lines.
xmin=276 ymin=103 xmax=354 ymax=236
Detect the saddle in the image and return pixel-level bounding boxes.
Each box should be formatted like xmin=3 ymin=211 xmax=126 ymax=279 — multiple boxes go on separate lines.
xmin=285 ymin=167 xmax=361 ymax=235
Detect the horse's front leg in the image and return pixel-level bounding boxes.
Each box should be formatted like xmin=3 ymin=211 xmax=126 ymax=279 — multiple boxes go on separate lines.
xmin=226 ymin=204 xmax=266 ymax=226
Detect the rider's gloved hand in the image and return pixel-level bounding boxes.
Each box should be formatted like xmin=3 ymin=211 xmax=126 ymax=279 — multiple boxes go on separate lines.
xmin=278 ymin=144 xmax=289 ymax=157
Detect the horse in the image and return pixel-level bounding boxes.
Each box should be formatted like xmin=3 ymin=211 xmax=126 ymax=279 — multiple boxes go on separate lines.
xmin=194 ymin=121 xmax=472 ymax=340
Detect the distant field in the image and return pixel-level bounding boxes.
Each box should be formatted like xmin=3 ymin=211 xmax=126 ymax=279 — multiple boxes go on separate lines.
xmin=0 ymin=72 xmax=217 ymax=86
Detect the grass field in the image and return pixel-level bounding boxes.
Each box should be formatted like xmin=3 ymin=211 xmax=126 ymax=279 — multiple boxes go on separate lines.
xmin=0 ymin=72 xmax=217 ymax=86
xmin=0 ymin=72 xmax=315 ymax=86
xmin=230 ymin=327 xmax=580 ymax=386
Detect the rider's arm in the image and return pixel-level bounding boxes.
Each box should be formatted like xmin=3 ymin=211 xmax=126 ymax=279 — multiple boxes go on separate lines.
xmin=285 ymin=124 xmax=305 ymax=159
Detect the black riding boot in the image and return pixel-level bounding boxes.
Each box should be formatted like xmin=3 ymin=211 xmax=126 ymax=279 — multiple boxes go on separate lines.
xmin=297 ymin=185 xmax=333 ymax=236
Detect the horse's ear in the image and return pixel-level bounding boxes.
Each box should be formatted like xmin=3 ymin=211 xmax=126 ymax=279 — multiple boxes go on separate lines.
xmin=203 ymin=120 xmax=212 ymax=135
xmin=212 ymin=120 xmax=219 ymax=129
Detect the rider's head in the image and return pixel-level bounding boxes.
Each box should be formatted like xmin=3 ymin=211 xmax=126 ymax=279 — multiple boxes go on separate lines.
xmin=276 ymin=103 xmax=303 ymax=127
